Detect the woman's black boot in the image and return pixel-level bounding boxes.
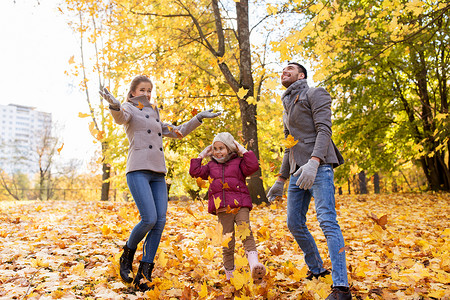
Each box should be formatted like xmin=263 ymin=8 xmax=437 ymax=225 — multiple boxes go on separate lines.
xmin=133 ymin=261 xmax=155 ymax=291
xmin=119 ymin=243 xmax=136 ymax=283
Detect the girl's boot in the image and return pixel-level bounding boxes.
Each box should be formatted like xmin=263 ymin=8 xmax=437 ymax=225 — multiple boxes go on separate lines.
xmin=133 ymin=261 xmax=154 ymax=291
xmin=246 ymin=251 xmax=266 ymax=284
xmin=119 ymin=243 xmax=136 ymax=283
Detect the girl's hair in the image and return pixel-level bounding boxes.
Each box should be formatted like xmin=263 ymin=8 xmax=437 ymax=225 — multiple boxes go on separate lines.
xmin=127 ymin=75 xmax=153 ymax=99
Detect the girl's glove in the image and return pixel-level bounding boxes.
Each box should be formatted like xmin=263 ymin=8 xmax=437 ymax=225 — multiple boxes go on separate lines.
xmin=198 ymin=145 xmax=212 ymax=159
xmin=234 ymin=141 xmax=248 ymax=155
xmin=99 ymin=88 xmax=121 ymax=109
xmin=293 ymin=159 xmax=320 ymax=190
xmin=266 ymin=180 xmax=285 ymax=202
xmin=196 ymin=109 xmax=221 ymax=122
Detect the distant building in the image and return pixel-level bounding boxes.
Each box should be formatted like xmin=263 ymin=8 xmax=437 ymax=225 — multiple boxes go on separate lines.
xmin=0 ymin=104 xmax=52 ymax=175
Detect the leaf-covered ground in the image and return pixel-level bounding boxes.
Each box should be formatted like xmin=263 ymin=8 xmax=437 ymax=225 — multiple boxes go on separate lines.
xmin=0 ymin=193 xmax=449 ymax=299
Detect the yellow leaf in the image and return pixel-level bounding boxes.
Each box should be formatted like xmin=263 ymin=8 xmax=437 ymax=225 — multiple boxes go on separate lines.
xmin=221 ymin=232 xmax=233 ymax=248
xmin=281 ymin=134 xmax=298 ymax=149
xmin=234 ymin=199 xmax=239 ymax=206
xmin=236 ymin=221 xmax=251 ymax=240
xmin=68 ymin=55 xmax=75 ymax=64
xmin=101 ymin=224 xmax=110 ymax=236
xmin=237 ymin=87 xmax=248 ymax=99
xmin=78 ymin=112 xmax=90 ymax=118
xmin=214 ymin=197 xmax=222 ymax=210
xmin=246 ymin=96 xmax=257 ymax=105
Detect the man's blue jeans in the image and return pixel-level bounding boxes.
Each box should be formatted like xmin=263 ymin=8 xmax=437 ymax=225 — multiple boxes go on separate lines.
xmin=287 ymin=164 xmax=349 ymax=287
xmin=126 ymin=170 xmax=167 ymax=263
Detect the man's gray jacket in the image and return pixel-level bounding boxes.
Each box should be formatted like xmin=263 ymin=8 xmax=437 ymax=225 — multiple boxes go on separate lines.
xmin=279 ymin=79 xmax=344 ymax=179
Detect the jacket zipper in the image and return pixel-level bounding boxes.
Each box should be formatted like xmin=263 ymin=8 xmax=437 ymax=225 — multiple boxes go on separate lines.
xmin=222 ymin=164 xmax=225 ymax=208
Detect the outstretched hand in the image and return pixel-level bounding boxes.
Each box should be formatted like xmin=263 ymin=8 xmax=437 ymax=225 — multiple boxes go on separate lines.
xmin=196 ymin=109 xmax=221 ymax=122
xmin=99 ymin=88 xmax=120 ymax=109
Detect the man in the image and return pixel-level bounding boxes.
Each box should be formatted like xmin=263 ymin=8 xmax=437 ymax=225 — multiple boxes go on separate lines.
xmin=267 ymin=62 xmax=351 ymax=300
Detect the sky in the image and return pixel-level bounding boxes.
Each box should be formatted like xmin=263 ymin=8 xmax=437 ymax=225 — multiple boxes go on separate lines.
xmin=0 ymin=0 xmax=98 ymax=171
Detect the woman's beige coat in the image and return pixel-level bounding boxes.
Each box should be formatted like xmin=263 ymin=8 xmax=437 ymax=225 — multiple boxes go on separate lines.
xmin=110 ymin=95 xmax=201 ymax=174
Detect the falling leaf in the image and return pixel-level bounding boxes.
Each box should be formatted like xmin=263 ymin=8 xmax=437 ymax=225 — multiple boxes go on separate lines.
xmin=234 ymin=199 xmax=239 ymax=206
xmin=57 ymin=143 xmax=64 ymax=154
xmin=68 ymin=55 xmax=75 ymax=64
xmin=174 ymin=129 xmax=183 ymax=138
xmin=281 ymin=134 xmax=298 ymax=148
xmin=270 ymin=162 xmax=276 ymax=172
xmin=196 ymin=177 xmax=208 ymax=189
xmin=339 ymin=246 xmax=352 ymax=253
xmin=237 ymin=87 xmax=248 ymax=99
xmin=208 ymin=176 xmax=213 ymax=183
xmin=214 ymin=197 xmax=222 ymax=210
xmin=78 ymin=112 xmax=90 ymax=118
xmin=226 ymin=206 xmax=240 ymax=214
xmin=221 ymin=232 xmax=233 ymax=248
xmin=368 ymin=213 xmax=388 ymax=229
xmin=221 ymin=181 xmax=230 ymax=189
xmin=191 ymin=108 xmax=199 ymax=116
xmin=185 ymin=207 xmax=197 ymax=219
xmin=137 ymin=101 xmax=144 ymax=110
xmin=236 ymin=222 xmax=251 ymax=240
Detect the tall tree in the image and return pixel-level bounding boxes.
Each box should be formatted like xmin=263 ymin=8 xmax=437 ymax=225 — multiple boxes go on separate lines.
xmin=274 ymin=0 xmax=450 ymax=191
xmin=64 ymin=0 xmax=290 ymax=203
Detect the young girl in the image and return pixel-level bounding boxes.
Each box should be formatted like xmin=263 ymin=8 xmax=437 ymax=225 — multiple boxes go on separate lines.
xmin=99 ymin=75 xmax=220 ymax=291
xmin=189 ymin=132 xmax=266 ymax=283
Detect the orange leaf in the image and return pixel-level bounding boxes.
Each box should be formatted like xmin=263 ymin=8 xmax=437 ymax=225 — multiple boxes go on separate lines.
xmin=196 ymin=177 xmax=208 ymax=189
xmin=226 ymin=206 xmax=240 ymax=214
xmin=175 ymin=129 xmax=183 ymax=138
xmin=368 ymin=213 xmax=388 ymax=229
xmin=57 ymin=143 xmax=64 ymax=154
xmin=221 ymin=181 xmax=230 ymax=189
xmin=282 ymin=134 xmax=298 ymax=149
xmin=68 ymin=55 xmax=75 ymax=64
xmin=78 ymin=112 xmax=90 ymax=118
xmin=270 ymin=162 xmax=276 ymax=172
xmin=137 ymin=101 xmax=144 ymax=110
xmin=339 ymin=246 xmax=352 ymax=253
xmin=191 ymin=108 xmax=199 ymax=116
xmin=208 ymin=176 xmax=213 ymax=183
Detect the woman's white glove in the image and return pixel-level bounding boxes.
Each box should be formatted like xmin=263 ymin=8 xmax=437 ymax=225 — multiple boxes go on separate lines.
xmin=266 ymin=181 xmax=285 ymax=202
xmin=234 ymin=141 xmax=248 ymax=155
xmin=99 ymin=88 xmax=121 ymax=109
xmin=196 ymin=109 xmax=221 ymax=122
xmin=293 ymin=159 xmax=320 ymax=190
xmin=198 ymin=145 xmax=213 ymax=159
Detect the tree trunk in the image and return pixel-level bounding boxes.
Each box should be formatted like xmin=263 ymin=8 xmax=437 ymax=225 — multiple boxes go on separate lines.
xmin=373 ymin=172 xmax=380 ymax=194
xmin=358 ymin=171 xmax=367 ymax=194
xmin=100 ymin=142 xmax=111 ymax=201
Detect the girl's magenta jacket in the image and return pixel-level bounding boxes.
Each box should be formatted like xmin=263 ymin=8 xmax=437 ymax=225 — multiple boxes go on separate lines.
xmin=189 ymin=151 xmax=260 ymax=214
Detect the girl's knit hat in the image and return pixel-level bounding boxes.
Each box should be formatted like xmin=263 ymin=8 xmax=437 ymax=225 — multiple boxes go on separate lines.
xmin=212 ymin=132 xmax=237 ymax=153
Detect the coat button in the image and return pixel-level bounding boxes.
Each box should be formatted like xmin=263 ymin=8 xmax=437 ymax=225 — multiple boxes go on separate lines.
xmin=149 ymin=145 xmax=153 ymax=149
xmin=156 ymin=119 xmax=159 ymax=122
xmin=158 ymin=133 xmax=161 ymax=136
xmin=147 ymin=129 xmax=151 ymax=134
xmin=159 ymin=148 xmax=163 ymax=151
xmin=146 ymin=115 xmax=149 ymax=118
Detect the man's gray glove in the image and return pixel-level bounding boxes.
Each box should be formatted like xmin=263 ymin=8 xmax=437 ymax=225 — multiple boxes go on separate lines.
xmin=293 ymin=159 xmax=320 ymax=190
xmin=196 ymin=109 xmax=221 ymax=122
xmin=266 ymin=181 xmax=285 ymax=202
xmin=99 ymin=88 xmax=121 ymax=109
xmin=198 ymin=145 xmax=212 ymax=159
